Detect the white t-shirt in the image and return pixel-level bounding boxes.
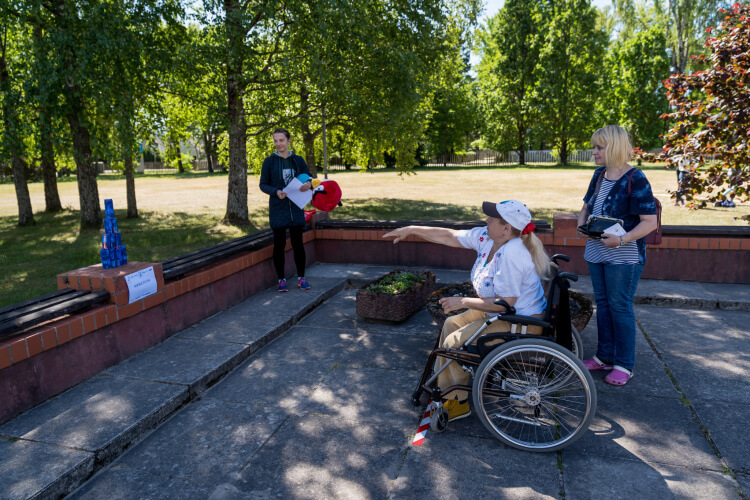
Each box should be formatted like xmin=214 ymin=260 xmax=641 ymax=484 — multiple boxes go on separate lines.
xmin=457 ymin=227 xmax=547 ymax=317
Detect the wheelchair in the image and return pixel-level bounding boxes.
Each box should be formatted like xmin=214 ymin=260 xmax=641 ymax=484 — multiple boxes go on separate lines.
xmin=411 ymin=255 xmax=596 ymax=452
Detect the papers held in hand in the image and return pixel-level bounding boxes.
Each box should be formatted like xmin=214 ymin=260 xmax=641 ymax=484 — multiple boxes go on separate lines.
xmin=283 ymin=178 xmax=313 ymax=209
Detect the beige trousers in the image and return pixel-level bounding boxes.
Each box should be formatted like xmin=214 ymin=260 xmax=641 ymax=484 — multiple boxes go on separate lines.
xmin=435 ymin=308 xmax=543 ymax=401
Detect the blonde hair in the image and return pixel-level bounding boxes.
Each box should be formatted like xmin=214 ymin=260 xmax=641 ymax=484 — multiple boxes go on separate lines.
xmin=500 ymin=218 xmax=551 ymax=279
xmin=591 ymin=125 xmax=633 ymax=167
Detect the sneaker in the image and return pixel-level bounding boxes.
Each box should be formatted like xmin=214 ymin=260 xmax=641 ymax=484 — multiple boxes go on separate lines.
xmin=298 ymin=277 xmax=310 ymax=290
xmin=443 ymin=399 xmax=471 ymax=422
xmin=278 ymin=279 xmax=288 ymax=293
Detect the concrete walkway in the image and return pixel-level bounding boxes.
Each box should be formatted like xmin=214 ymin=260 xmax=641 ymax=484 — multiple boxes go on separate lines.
xmin=0 ymin=263 xmax=748 ymax=499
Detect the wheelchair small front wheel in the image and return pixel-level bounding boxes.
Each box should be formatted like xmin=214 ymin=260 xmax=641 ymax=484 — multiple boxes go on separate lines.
xmin=472 ymin=339 xmax=596 ymax=452
xmin=430 ymin=406 xmax=448 ymax=433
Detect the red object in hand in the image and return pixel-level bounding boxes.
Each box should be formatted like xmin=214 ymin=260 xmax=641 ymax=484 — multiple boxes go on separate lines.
xmin=311 ymin=180 xmax=342 ymax=212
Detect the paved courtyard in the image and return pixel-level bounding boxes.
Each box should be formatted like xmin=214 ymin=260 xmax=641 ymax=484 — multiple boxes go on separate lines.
xmin=1 ymin=264 xmax=748 ymax=499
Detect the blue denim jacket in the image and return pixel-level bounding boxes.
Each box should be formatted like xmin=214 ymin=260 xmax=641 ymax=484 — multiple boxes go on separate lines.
xmin=583 ymin=166 xmax=657 ymax=264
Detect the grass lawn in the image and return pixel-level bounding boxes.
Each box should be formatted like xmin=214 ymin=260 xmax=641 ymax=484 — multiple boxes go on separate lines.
xmin=1 ymin=165 xmax=746 ymax=307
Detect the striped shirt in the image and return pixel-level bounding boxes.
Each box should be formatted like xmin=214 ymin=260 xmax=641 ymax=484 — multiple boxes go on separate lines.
xmin=584 ymin=179 xmax=640 ymax=264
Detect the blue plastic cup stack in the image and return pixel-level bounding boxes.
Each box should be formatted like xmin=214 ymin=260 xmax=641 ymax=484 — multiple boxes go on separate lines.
xmin=100 ymin=199 xmax=128 ymax=269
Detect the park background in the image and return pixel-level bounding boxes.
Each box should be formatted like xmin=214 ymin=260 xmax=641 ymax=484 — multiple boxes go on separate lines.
xmin=1 ymin=0 xmax=748 ymax=307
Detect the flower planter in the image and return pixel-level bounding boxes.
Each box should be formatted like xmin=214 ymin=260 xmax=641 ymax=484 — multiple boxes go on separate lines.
xmin=426 ymin=283 xmax=594 ymax=333
xmin=356 ymin=270 xmax=437 ymax=323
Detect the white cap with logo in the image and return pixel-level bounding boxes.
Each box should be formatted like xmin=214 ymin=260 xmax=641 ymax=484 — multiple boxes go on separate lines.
xmin=482 ymin=200 xmax=535 ymax=234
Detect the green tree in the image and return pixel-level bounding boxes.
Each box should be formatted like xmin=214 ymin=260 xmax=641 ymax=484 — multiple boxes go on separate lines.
xmin=659 ymin=3 xmax=749 ymax=206
xmin=536 ymin=0 xmax=608 ymax=165
xmin=476 ymin=0 xmax=542 ymax=164
xmin=0 ymin=14 xmax=34 ymax=226
xmin=600 ymin=27 xmax=670 ymax=148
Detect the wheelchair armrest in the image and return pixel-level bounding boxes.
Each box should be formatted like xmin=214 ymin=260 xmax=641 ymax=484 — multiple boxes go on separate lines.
xmin=493 ymin=298 xmax=516 ymax=315
xmin=495 ymin=314 xmax=550 ymax=329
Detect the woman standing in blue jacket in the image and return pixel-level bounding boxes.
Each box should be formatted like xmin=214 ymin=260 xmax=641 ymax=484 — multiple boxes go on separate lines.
xmin=577 ymin=125 xmax=657 ymax=386
xmin=259 ymin=129 xmax=313 ymax=292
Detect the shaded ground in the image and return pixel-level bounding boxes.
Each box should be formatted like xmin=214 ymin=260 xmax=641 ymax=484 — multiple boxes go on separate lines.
xmin=1 ymin=264 xmax=747 ymax=499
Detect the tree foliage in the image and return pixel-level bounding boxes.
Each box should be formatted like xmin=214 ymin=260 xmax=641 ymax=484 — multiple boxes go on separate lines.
xmin=600 ymin=27 xmax=670 ymax=148
xmin=476 ymin=0 xmax=541 ymax=163
xmin=536 ymin=0 xmax=608 ymax=164
xmin=658 ymin=2 xmax=750 ymax=206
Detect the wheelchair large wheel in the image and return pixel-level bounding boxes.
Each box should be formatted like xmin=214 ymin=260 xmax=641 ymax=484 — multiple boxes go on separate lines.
xmin=570 ymin=324 xmax=584 ymax=360
xmin=472 ymin=339 xmax=596 ymax=452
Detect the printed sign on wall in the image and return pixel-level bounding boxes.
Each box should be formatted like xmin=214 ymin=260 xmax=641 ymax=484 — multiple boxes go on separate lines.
xmin=125 ymin=266 xmax=158 ymax=304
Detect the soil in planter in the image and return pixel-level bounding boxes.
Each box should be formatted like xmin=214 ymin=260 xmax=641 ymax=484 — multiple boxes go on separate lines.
xmin=426 ymin=282 xmax=477 ymax=329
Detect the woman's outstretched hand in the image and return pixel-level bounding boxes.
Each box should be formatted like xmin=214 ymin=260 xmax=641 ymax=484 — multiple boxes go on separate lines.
xmin=382 ymin=227 xmax=411 ymax=243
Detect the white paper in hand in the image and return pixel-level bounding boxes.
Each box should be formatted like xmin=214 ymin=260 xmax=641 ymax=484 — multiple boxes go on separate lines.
xmin=282 ymin=178 xmax=313 ymax=209
xmin=603 ymin=223 xmax=627 ymax=236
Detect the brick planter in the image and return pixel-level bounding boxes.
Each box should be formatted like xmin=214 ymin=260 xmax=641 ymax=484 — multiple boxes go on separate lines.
xmin=356 ymin=270 xmax=437 ymax=323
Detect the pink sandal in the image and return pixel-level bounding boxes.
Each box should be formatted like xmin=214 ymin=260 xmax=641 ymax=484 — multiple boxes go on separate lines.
xmin=604 ymin=366 xmax=634 ymax=386
xmin=583 ymin=356 xmax=613 ymax=371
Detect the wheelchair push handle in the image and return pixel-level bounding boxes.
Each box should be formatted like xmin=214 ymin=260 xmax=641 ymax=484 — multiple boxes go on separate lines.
xmin=551 ymin=254 xmax=570 ymax=265
xmin=558 ymin=272 xmax=579 ymax=282
xmin=493 ymin=298 xmax=517 ymax=315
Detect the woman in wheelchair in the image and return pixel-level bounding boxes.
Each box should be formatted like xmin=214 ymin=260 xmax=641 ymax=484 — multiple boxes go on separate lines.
xmin=384 ymin=200 xmax=550 ymax=422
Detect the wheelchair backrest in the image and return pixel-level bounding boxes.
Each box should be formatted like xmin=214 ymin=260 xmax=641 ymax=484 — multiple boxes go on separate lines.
xmin=540 ymin=262 xmax=573 ymax=350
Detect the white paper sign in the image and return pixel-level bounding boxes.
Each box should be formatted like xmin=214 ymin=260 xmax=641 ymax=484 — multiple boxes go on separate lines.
xmin=603 ymin=223 xmax=627 ymax=236
xmin=282 ymin=177 xmax=313 ymax=209
xmin=125 ymin=266 xmax=158 ymax=304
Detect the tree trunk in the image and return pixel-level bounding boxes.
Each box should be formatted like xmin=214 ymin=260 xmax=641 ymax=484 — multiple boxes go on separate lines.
xmin=203 ymin=132 xmax=214 ymax=172
xmin=34 ymin=26 xmax=61 ymax=212
xmin=124 ymin=151 xmax=138 ymax=218
xmin=299 ymin=86 xmax=318 ymax=177
xmin=224 ymin=0 xmax=249 ymax=223
xmin=0 ymin=50 xmax=34 ymax=226
xmin=51 ymin=0 xmax=100 ymax=229
xmin=176 ymin=143 xmax=184 ymax=173
xmin=65 ymin=95 xmax=101 ymax=229
xmin=517 ymin=125 xmax=525 ymax=165
xmin=40 ymin=111 xmax=62 ymax=212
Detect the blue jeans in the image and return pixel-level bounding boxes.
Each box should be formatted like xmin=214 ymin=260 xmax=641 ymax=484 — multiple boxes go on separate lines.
xmin=587 ymin=262 xmax=644 ymax=370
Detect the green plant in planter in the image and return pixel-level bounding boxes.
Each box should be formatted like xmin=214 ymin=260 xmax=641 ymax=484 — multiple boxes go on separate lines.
xmin=366 ymin=272 xmax=424 ymax=295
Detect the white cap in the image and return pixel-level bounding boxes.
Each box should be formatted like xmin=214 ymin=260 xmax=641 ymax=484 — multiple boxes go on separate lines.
xmin=482 ymin=200 xmax=532 ymax=232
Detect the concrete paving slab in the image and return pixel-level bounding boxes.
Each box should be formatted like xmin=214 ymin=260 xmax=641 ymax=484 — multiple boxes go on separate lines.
xmin=700 ymin=282 xmax=750 ymax=310
xmin=0 ymin=438 xmax=94 ymax=500
xmin=562 ymin=453 xmax=740 ymax=499
xmin=588 ymin=349 xmax=680 ymax=398
xmin=340 ymin=330 xmax=435 ymax=372
xmin=705 ymin=309 xmax=750 ymax=336
xmin=203 ymin=349 xmax=337 ymax=413
xmin=659 ymin=350 xmax=750 ymax=405
xmin=635 ymin=306 xmax=749 ymax=355
xmin=737 ymin=475 xmax=750 ymax=497
xmin=393 ymin=434 xmax=559 ymax=500
xmin=230 ymin=413 xmax=408 ymax=499
xmin=299 ymin=289 xmax=439 ymax=336
xmin=113 ymin=399 xmax=287 ymax=487
xmin=307 ymin=263 xmax=471 ymax=287
xmin=103 ymin=336 xmax=247 ymax=394
xmin=263 ymin=324 xmax=362 ymax=362
xmin=0 ymin=375 xmax=187 ymax=463
xmin=176 ymin=277 xmax=345 ymax=344
xmin=691 ymin=399 xmax=750 ymax=475
xmin=69 ymin=463 xmax=213 ymax=500
xmin=305 ymin=366 xmax=422 ymax=425
xmin=571 ymin=392 xmax=721 ymax=470
xmin=579 ymin=311 xmax=656 ymax=356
